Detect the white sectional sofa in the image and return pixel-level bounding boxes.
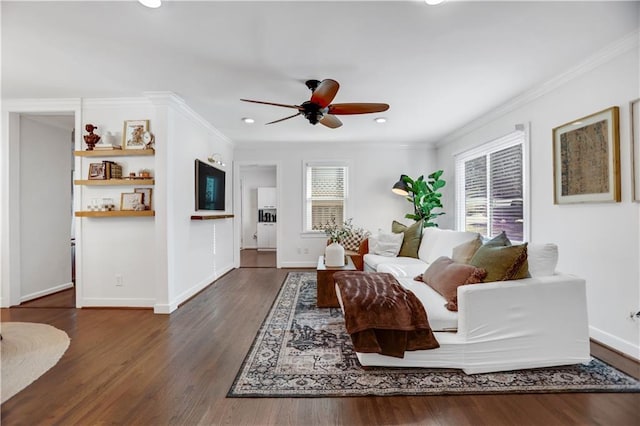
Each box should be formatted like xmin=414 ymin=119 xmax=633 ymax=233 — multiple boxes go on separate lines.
xmin=340 ymin=227 xmax=591 ymax=374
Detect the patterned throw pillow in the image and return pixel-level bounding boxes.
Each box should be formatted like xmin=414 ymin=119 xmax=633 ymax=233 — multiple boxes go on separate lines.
xmin=342 ymin=232 xmax=365 ymax=252
xmin=452 ymin=235 xmax=483 ymax=264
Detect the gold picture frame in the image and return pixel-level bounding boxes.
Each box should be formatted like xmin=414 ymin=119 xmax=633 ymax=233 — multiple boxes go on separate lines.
xmin=631 ymin=99 xmax=640 ymax=202
xmin=120 ymin=192 xmax=144 ymax=211
xmin=123 ymin=120 xmax=149 ymax=150
xmin=134 ymin=187 xmax=153 ymax=210
xmin=552 ymin=106 xmax=620 ymax=204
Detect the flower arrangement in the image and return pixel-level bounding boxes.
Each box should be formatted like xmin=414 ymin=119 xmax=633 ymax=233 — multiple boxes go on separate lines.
xmin=316 ymin=217 xmax=368 ymax=245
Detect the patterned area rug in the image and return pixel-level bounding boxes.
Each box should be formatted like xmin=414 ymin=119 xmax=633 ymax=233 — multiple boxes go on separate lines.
xmin=228 ymin=272 xmax=640 ymax=397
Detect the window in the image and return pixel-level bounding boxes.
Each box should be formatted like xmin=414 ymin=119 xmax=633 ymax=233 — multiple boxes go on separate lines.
xmin=304 ymin=162 xmax=348 ymax=232
xmin=455 ymin=128 xmax=528 ymax=242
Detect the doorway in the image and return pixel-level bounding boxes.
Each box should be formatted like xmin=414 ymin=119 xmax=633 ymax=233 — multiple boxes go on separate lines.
xmin=4 ymin=112 xmax=76 ymax=308
xmin=238 ymin=164 xmax=278 ymax=268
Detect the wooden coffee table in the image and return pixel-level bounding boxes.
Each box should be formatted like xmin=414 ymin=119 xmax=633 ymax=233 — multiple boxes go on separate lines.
xmin=316 ymin=255 xmax=356 ymax=308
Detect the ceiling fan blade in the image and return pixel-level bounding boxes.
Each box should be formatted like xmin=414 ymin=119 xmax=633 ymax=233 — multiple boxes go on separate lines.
xmin=241 ymin=99 xmax=302 ymax=110
xmin=265 ymin=112 xmax=301 ymax=125
xmin=319 ymin=114 xmax=343 ymax=129
xmin=328 ymin=103 xmax=390 ymax=115
xmin=310 ymin=79 xmax=340 ymax=108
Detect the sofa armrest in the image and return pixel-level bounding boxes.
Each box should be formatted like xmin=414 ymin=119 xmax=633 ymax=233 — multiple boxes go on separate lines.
xmin=456 ymin=274 xmax=589 ymax=347
xmin=358 ymin=238 xmax=369 ymax=256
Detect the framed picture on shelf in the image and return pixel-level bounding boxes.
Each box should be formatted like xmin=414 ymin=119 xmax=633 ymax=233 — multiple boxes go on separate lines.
xmin=88 ymin=162 xmax=107 ymax=180
xmin=552 ymin=106 xmax=620 ymax=204
xmin=134 ymin=188 xmax=153 ymax=210
xmin=123 ymin=120 xmax=149 ymax=150
xmin=120 ymin=192 xmax=144 ymax=211
xmin=631 ymin=99 xmax=640 ymax=202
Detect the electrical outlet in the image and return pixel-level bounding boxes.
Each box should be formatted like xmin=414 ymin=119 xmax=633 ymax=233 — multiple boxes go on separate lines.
xmin=115 ymin=274 xmax=123 ymax=287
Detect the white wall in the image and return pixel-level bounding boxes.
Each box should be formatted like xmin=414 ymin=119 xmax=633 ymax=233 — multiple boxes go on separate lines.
xmin=240 ymin=166 xmax=276 ymax=249
xmin=234 ymin=142 xmax=436 ymax=267
xmin=19 ymin=115 xmax=73 ymax=301
xmin=436 ymin=35 xmax=640 ymax=359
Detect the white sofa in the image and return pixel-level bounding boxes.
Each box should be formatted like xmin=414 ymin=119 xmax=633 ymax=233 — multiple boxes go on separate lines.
xmin=338 ymin=228 xmax=591 ymax=374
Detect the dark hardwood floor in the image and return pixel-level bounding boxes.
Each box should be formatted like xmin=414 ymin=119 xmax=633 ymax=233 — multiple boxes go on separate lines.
xmin=240 ymin=248 xmax=276 ymax=268
xmin=1 ymin=266 xmax=639 ymax=425
xmin=16 ymin=287 xmax=75 ymax=308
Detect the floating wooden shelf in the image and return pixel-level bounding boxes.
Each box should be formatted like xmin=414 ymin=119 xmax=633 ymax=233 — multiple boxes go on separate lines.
xmin=75 ymin=210 xmax=155 ymax=217
xmin=191 ymin=214 xmax=235 ymax=220
xmin=74 ymin=149 xmax=155 ymax=157
xmin=74 ymin=179 xmax=155 ymax=186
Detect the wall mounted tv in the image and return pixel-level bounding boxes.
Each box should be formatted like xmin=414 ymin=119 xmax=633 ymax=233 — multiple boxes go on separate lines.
xmin=195 ymin=159 xmax=225 ymax=211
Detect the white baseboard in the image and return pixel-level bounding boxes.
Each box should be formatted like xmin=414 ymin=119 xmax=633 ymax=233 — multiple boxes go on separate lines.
xmin=20 ymin=282 xmax=74 ymax=303
xmin=279 ymin=261 xmax=316 ymax=268
xmin=81 ymin=297 xmax=156 ymax=308
xmin=590 ymin=325 xmax=640 ymax=361
xmin=154 ymin=263 xmax=235 ymax=315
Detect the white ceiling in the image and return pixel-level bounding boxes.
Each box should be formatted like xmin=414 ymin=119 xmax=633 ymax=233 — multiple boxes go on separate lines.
xmin=2 ymin=1 xmax=638 ymax=147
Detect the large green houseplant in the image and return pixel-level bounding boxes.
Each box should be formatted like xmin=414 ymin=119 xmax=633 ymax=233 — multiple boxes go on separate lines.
xmin=402 ymin=171 xmax=446 ymax=228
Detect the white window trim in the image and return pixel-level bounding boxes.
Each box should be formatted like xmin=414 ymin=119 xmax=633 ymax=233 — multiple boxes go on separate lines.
xmin=301 ymin=159 xmax=351 ymax=237
xmin=454 ymin=124 xmax=530 ymax=242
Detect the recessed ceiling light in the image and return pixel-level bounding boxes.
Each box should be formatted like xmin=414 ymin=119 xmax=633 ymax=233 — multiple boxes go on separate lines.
xmin=374 ymin=117 xmax=387 ymax=124
xmin=242 ymin=117 xmax=255 ymax=124
xmin=139 ymin=0 xmax=161 ymax=8
xmin=425 ymin=0 xmax=446 ymax=5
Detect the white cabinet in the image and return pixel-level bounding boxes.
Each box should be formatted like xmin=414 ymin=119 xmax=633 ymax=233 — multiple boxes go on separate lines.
xmin=257 ymin=222 xmax=277 ymax=250
xmin=258 ymin=187 xmax=276 ymax=209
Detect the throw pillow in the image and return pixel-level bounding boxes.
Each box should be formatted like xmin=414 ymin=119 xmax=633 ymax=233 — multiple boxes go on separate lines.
xmin=469 ymin=243 xmax=529 ymax=282
xmin=483 ymin=231 xmax=512 ymax=247
xmin=391 ymin=220 xmax=423 ymax=258
xmin=369 ymin=232 xmax=404 ymax=257
xmin=416 ymin=256 xmax=487 ymax=311
xmin=451 ymin=235 xmax=483 ymax=264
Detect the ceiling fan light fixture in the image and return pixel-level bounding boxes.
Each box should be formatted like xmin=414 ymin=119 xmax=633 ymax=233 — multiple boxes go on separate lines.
xmin=424 ymin=0 xmax=446 ymax=5
xmin=139 ymin=0 xmax=162 ymax=8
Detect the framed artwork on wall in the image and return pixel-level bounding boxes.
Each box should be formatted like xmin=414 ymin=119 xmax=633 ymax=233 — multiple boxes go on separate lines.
xmin=134 ymin=187 xmax=153 ymax=210
xmin=123 ymin=119 xmax=149 ymax=150
xmin=88 ymin=162 xmax=106 ymax=180
xmin=552 ymin=106 xmax=620 ymax=204
xmin=631 ymin=99 xmax=640 ymax=202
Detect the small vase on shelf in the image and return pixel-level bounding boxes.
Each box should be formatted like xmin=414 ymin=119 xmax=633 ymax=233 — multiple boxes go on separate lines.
xmin=325 ymin=241 xmax=345 ymax=267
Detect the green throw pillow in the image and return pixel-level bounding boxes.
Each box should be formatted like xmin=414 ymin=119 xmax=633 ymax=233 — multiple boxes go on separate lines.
xmin=392 ymin=220 xmax=423 ymax=258
xmin=484 ymin=230 xmax=512 ymax=247
xmin=469 ymin=243 xmax=529 ymax=282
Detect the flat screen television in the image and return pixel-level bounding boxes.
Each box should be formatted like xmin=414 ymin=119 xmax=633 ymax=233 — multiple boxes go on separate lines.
xmin=195 ymin=159 xmax=225 ymax=211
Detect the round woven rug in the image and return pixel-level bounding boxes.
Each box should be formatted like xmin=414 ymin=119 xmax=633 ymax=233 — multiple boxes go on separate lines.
xmin=1 ymin=322 xmax=70 ymax=404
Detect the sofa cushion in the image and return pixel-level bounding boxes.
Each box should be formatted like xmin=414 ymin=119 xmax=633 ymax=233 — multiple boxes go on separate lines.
xmin=527 ymin=243 xmax=558 ymax=277
xmin=452 ymin=235 xmax=483 ymax=264
xmin=369 ymin=232 xmax=404 ymax=257
xmin=363 ymin=253 xmax=426 ymax=272
xmin=417 ymin=256 xmax=487 ymax=311
xmin=418 ymin=228 xmax=481 ymax=264
xmin=377 ymin=262 xmax=429 ymax=279
xmin=470 ymin=243 xmax=529 ymax=282
xmin=392 ymin=220 xmax=423 ymax=259
xmin=394 ymin=277 xmax=459 ymax=331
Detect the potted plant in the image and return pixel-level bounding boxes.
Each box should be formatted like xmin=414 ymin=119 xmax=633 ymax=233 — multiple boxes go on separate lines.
xmin=402 ymin=170 xmax=446 ymax=228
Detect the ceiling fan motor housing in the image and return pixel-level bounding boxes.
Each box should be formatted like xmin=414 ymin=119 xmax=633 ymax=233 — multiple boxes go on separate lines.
xmin=301 ymin=101 xmax=324 ymax=124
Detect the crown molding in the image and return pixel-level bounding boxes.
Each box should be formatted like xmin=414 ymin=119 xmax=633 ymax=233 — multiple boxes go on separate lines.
xmin=143 ymin=91 xmax=234 ymax=147
xmin=436 ymin=29 xmax=640 ymax=148
xmin=2 ymin=98 xmax=81 ymax=113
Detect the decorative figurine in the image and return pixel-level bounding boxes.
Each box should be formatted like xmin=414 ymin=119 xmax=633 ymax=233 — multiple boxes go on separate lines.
xmin=83 ymin=124 xmax=101 ymax=150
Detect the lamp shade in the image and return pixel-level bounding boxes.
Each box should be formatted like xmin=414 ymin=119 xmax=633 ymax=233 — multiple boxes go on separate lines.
xmin=392 ymin=175 xmax=409 ymax=196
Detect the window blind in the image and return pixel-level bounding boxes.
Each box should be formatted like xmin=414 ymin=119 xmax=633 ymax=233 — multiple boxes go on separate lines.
xmin=305 ymin=165 xmax=347 ymax=232
xmin=455 ymin=129 xmax=526 ymax=242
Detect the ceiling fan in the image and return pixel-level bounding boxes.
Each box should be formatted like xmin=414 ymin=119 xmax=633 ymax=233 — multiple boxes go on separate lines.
xmin=240 ymin=79 xmax=389 ymax=129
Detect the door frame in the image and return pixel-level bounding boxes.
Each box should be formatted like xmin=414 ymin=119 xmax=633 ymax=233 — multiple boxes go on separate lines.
xmin=1 ymin=99 xmax=82 ymax=307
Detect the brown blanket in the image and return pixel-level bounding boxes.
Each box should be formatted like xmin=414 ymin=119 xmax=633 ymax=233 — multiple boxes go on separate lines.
xmin=334 ymin=271 xmax=439 ymax=358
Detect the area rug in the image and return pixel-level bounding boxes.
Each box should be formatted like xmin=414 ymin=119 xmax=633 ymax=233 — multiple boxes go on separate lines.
xmin=1 ymin=322 xmax=70 ymax=403
xmin=228 ymin=272 xmax=640 ymax=397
